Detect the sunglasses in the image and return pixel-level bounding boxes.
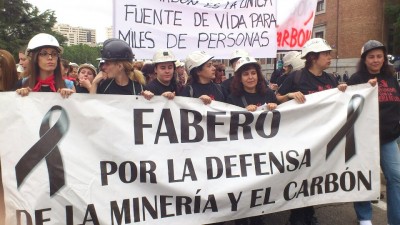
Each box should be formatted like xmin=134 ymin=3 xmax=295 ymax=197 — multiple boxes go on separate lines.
xmin=217 ymin=69 xmax=225 ymax=72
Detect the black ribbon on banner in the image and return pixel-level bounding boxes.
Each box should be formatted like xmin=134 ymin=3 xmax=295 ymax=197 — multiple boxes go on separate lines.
xmin=15 ymin=105 xmax=69 ymax=196
xmin=326 ymin=94 xmax=365 ymax=163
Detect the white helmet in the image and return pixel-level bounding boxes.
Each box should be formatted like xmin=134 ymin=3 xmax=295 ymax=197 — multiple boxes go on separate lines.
xmin=234 ymin=56 xmax=260 ymax=72
xmin=26 ymin=33 xmax=63 ymax=54
xmin=291 ymin=53 xmax=306 ymax=71
xmin=283 ymin=51 xmax=300 ymax=67
xmin=185 ymin=51 xmax=214 ymax=74
xmin=69 ymin=62 xmax=78 ymax=67
xmin=152 ymin=49 xmax=176 ymax=64
xmin=301 ymin=38 xmax=332 ymax=59
xmin=230 ymin=49 xmax=249 ymax=61
xmin=175 ymin=60 xmax=184 ymax=67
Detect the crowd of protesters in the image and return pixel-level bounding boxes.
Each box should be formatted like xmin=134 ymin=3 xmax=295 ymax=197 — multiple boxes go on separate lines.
xmin=0 ymin=33 xmax=399 ymax=225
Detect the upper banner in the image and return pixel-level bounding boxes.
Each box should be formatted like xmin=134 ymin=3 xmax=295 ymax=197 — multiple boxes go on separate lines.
xmin=277 ymin=0 xmax=318 ymax=50
xmin=0 ymin=84 xmax=380 ymax=225
xmin=113 ymin=0 xmax=277 ymax=59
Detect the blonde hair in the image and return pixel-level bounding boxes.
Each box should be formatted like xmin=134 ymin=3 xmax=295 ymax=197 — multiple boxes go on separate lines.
xmin=120 ymin=61 xmax=146 ymax=85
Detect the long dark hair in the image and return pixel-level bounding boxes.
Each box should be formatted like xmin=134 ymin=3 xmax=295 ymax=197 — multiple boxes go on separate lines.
xmin=304 ymin=52 xmax=320 ymax=70
xmin=25 ymin=47 xmax=65 ymax=90
xmin=357 ymin=48 xmax=395 ymax=78
xmin=189 ymin=62 xmax=207 ymax=84
xmin=230 ymin=63 xmax=267 ymax=97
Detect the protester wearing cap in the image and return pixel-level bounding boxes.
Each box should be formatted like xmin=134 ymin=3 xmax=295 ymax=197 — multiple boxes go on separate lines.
xmin=276 ymin=51 xmax=305 ymax=87
xmin=276 ymin=38 xmax=347 ymax=225
xmin=91 ymin=38 xmax=150 ymax=98
xmin=76 ymin=63 xmax=96 ymax=93
xmin=180 ymin=51 xmax=227 ymax=105
xmin=221 ymin=49 xmax=250 ymax=95
xmin=277 ymin=38 xmax=347 ymax=104
xmin=16 ymin=33 xmax=75 ymax=98
xmin=145 ymin=49 xmax=178 ymax=99
xmin=348 ymin=40 xmax=400 ymax=225
xmin=228 ymin=56 xmax=277 ymax=112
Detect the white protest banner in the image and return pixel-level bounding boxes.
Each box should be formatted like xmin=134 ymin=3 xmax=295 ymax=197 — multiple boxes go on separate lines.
xmin=0 ymin=84 xmax=380 ymax=225
xmin=277 ymin=0 xmax=318 ymax=50
xmin=113 ymin=0 xmax=277 ymax=59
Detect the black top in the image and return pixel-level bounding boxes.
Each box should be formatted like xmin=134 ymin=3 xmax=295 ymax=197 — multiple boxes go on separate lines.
xmin=76 ymin=85 xmax=89 ymax=93
xmin=270 ymin=68 xmax=284 ymax=84
xmin=97 ymin=79 xmax=143 ymax=95
xmin=221 ymin=76 xmax=233 ymax=95
xmin=228 ymin=89 xmax=278 ymax=108
xmin=277 ymin=69 xmax=338 ymax=96
xmin=276 ymin=73 xmax=289 ymax=87
xmin=145 ymin=79 xmax=178 ymax=95
xmin=348 ymin=72 xmax=400 ymax=144
xmin=180 ymin=82 xmax=227 ymax=102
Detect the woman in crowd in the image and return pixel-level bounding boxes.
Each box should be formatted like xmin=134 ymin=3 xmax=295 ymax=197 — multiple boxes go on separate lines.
xmin=349 ymin=40 xmax=400 ymax=225
xmin=0 ymin=49 xmax=19 ymax=91
xmin=228 ymin=56 xmax=277 ymax=112
xmin=228 ymin=57 xmax=277 ymax=225
xmin=91 ymin=38 xmax=150 ymax=97
xmin=18 ymin=45 xmax=30 ymax=79
xmin=76 ymin=63 xmax=96 ymax=93
xmin=15 ymin=33 xmax=75 ymax=98
xmin=145 ymin=49 xmax=177 ymax=99
xmin=180 ymin=51 xmax=227 ymax=104
xmin=276 ymin=38 xmax=347 ymax=225
xmin=213 ymin=62 xmax=227 ymax=84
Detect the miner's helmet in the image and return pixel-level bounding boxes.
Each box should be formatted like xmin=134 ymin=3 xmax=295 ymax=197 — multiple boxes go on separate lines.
xmin=301 ymin=38 xmax=332 ymax=59
xmin=152 ymin=49 xmax=176 ymax=64
xmin=26 ymin=33 xmax=63 ymax=55
xmin=101 ymin=38 xmax=135 ymax=61
xmin=361 ymin=40 xmax=386 ymax=58
xmin=185 ymin=51 xmax=214 ymax=74
xmin=234 ymin=56 xmax=260 ymax=72
xmin=229 ymin=49 xmax=249 ymax=66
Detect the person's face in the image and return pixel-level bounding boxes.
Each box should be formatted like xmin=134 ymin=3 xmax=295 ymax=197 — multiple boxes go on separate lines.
xmin=103 ymin=61 xmax=118 ymax=78
xmin=37 ymin=48 xmax=59 ymax=73
xmin=69 ymin=67 xmax=78 ymax=79
xmin=314 ymin=51 xmax=332 ymax=70
xmin=241 ymin=67 xmax=258 ymax=92
xmin=155 ymin=62 xmax=174 ymax=83
xmin=19 ymin=53 xmax=29 ymax=70
xmin=78 ymin=68 xmax=95 ymax=83
xmin=197 ymin=60 xmax=215 ymax=82
xmin=365 ymin=49 xmax=385 ymax=74
xmin=176 ymin=66 xmax=184 ymax=75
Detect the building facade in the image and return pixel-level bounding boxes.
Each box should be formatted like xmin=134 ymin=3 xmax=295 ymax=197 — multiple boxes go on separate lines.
xmin=106 ymin=27 xmax=113 ymax=40
xmin=53 ymin=24 xmax=97 ymax=47
xmin=313 ymin=0 xmax=388 ymax=75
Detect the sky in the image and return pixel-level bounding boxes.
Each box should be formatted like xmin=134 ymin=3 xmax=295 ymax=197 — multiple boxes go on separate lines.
xmin=26 ymin=0 xmax=113 ymax=42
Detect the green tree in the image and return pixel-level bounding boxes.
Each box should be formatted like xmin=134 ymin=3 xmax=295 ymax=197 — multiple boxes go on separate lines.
xmin=62 ymin=44 xmax=102 ymax=66
xmin=385 ymin=2 xmax=400 ymax=54
xmin=0 ymin=0 xmax=67 ymax=56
